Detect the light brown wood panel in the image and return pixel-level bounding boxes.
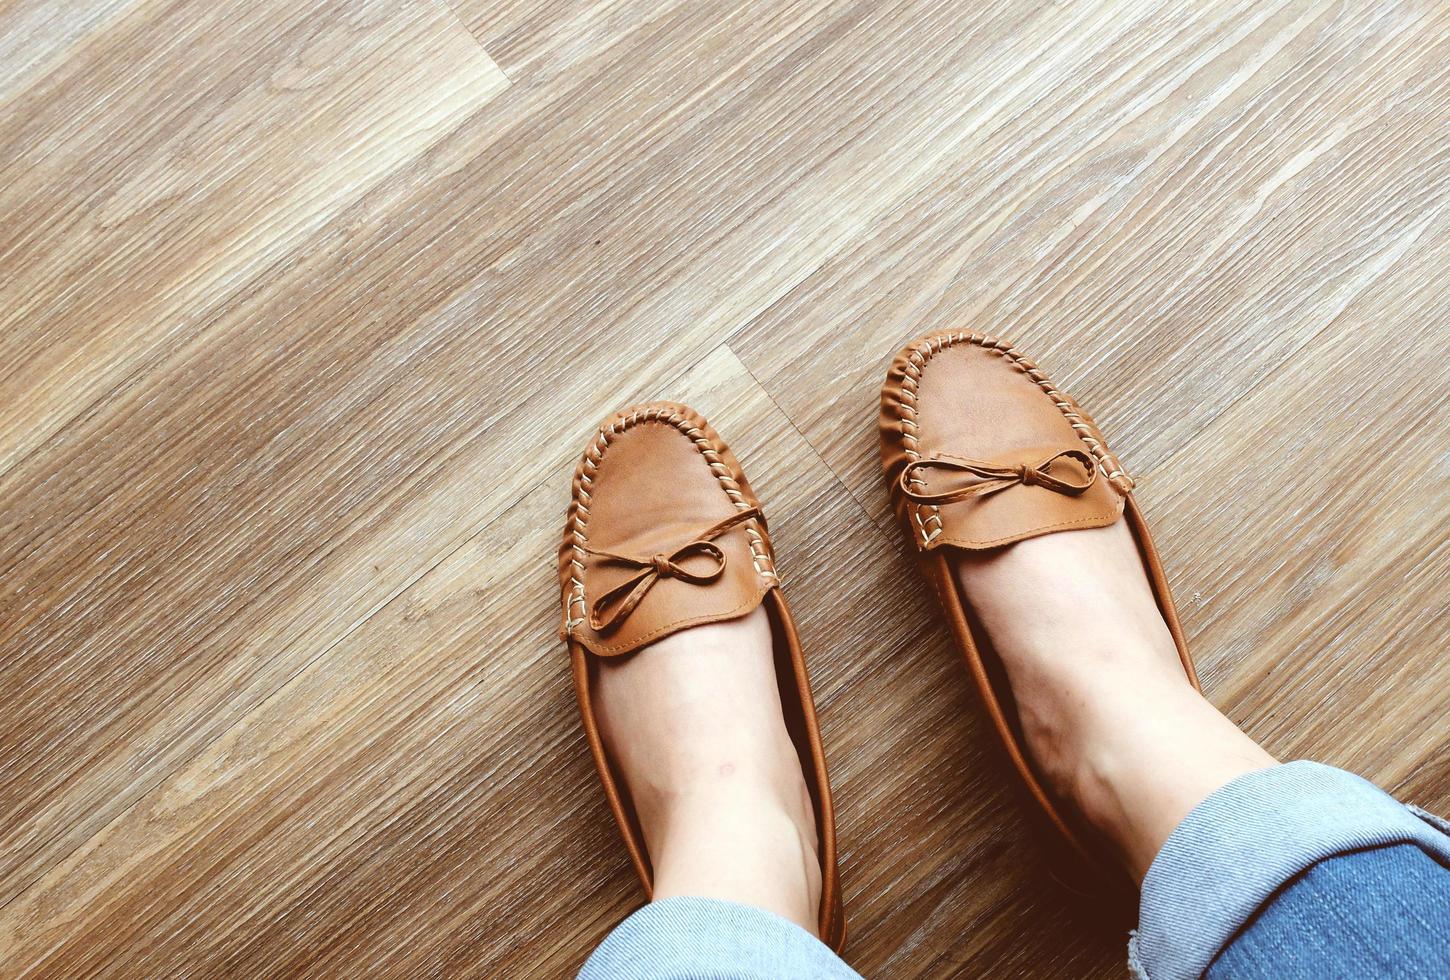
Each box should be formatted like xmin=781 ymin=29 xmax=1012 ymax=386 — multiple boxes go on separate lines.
xmin=732 ymin=0 xmax=1450 ymax=528
xmin=0 ymin=0 xmax=142 ymax=98
xmin=1141 ymin=211 xmax=1450 ymax=792
xmin=0 ymin=348 xmax=1125 ymax=978
xmin=450 ymin=0 xmax=687 ymax=81
xmin=0 ymin=0 xmax=508 ymax=477
xmin=0 ymin=2 xmax=513 ymax=902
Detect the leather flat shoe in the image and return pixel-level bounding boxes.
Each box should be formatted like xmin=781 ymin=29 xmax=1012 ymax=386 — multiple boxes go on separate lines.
xmin=879 ymin=331 xmax=1201 ymax=882
xmin=558 ymin=401 xmax=846 ymax=949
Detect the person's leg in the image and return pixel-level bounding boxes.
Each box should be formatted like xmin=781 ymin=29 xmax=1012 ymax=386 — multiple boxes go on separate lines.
xmin=952 ymin=519 xmax=1276 ymax=880
xmin=593 ymin=606 xmax=820 ymax=929
xmin=563 ymin=404 xmax=849 ymax=977
xmin=581 ymin=607 xmax=860 ymax=979
xmin=949 ymin=520 xmax=1450 ymax=979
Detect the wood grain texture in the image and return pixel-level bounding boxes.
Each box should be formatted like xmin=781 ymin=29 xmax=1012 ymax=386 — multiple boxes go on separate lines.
xmin=0 ymin=0 xmax=511 ymax=904
xmin=449 ymin=0 xmax=685 ymax=81
xmin=1 ymin=0 xmax=1446 ymax=976
xmin=0 ymin=0 xmax=508 ymax=475
xmin=0 ymin=0 xmax=142 ymax=97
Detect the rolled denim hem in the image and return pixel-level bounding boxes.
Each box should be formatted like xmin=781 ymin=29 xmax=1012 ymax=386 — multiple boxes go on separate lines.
xmin=1128 ymin=761 xmax=1450 ymax=980
xmin=580 ymin=896 xmax=861 ymax=979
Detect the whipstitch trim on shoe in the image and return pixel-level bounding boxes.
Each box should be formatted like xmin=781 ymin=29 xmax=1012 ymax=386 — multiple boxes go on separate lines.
xmin=563 ymin=405 xmax=777 ymax=634
xmin=895 ymin=331 xmax=1134 ymax=549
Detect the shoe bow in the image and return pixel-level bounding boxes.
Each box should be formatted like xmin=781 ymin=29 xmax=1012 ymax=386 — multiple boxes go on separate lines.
xmin=584 ymin=506 xmax=764 ymax=632
xmin=898 ymin=448 xmax=1097 ymax=505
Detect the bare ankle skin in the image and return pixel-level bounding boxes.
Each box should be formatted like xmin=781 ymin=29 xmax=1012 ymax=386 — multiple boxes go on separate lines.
xmin=593 ymin=606 xmax=822 ymax=931
xmin=953 ymin=520 xmax=1276 ymax=882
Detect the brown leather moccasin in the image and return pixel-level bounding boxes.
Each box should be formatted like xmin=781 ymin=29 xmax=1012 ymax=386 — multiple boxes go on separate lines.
xmin=558 ymin=402 xmax=845 ymax=950
xmin=878 ymin=331 xmax=1200 ymax=882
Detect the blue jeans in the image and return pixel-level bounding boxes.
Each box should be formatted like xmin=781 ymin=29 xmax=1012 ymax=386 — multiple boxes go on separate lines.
xmin=580 ymin=763 xmax=1450 ymax=978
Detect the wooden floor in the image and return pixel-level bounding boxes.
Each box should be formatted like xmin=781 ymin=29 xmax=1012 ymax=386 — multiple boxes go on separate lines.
xmin=2 ymin=1 xmax=1447 ymax=976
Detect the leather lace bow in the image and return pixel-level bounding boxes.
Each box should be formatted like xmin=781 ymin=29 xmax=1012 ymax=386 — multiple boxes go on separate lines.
xmin=584 ymin=507 xmax=764 ymax=633
xmin=899 ymin=448 xmax=1097 ymax=505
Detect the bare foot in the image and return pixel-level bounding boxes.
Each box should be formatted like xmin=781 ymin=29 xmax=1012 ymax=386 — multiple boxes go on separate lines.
xmin=953 ymin=520 xmax=1276 ymax=881
xmin=593 ymin=606 xmax=822 ymax=931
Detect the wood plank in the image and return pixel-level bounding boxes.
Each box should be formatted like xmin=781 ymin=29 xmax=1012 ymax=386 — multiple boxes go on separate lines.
xmin=0 ymin=0 xmax=511 ymax=904
xmin=731 ymin=0 xmax=1450 ymax=529
xmin=0 ymin=0 xmax=508 ymax=477
xmin=452 ymin=0 xmax=688 ymax=82
xmin=1143 ymin=210 xmax=1450 ymax=798
xmin=0 ymin=0 xmax=142 ymax=99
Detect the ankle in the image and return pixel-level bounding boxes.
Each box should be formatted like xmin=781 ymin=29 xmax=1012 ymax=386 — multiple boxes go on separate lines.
xmin=1006 ymin=637 xmax=1188 ymax=778
xmin=651 ymin=779 xmax=822 ymax=931
xmin=661 ymin=776 xmax=817 ymax=849
xmin=629 ymin=722 xmax=809 ymax=823
xmin=1039 ymin=682 xmax=1276 ymax=879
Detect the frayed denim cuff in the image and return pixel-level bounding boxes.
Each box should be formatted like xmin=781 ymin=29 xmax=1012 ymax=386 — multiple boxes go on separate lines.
xmin=1128 ymin=761 xmax=1450 ymax=980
